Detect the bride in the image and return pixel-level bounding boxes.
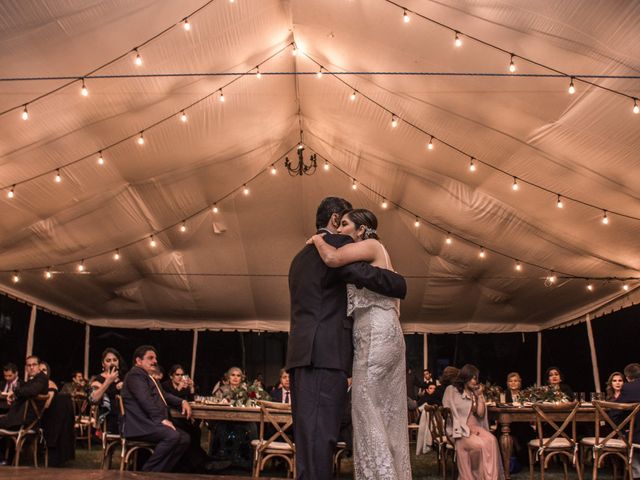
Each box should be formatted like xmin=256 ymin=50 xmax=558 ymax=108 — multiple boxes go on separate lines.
xmin=309 ymin=208 xmax=411 ymax=480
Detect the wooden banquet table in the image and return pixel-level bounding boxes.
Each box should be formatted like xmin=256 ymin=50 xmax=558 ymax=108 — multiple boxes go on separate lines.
xmin=176 ymin=402 xmax=292 ymax=424
xmin=489 ymin=404 xmax=595 ymax=480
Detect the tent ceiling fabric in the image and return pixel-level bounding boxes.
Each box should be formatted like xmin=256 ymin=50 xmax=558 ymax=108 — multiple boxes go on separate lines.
xmin=0 ymin=0 xmax=639 ymax=332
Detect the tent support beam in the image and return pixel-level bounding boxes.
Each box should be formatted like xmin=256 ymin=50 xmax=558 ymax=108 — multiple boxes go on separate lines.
xmin=585 ymin=314 xmax=601 ymax=393
xmin=536 ymin=331 xmax=542 ymax=386
xmin=26 ymin=305 xmax=37 ymax=358
xmin=190 ymin=330 xmax=199 ymax=381
xmin=83 ymin=325 xmax=90 ymax=379
xmin=423 ymin=333 xmax=428 ymax=371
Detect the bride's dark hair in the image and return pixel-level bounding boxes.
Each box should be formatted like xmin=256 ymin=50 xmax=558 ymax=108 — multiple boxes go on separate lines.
xmin=341 ymin=209 xmax=379 ymax=240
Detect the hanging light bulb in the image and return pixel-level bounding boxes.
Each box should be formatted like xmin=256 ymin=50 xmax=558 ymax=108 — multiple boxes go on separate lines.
xmin=351 ymin=179 xmax=357 ymax=190
xmin=568 ymin=77 xmax=575 ymax=95
xmin=80 ymin=79 xmax=89 ymax=97
xmin=219 ymin=90 xmax=225 ymax=102
xmin=97 ymin=151 xmax=104 ymax=165
xmin=391 ymin=115 xmax=398 ymax=128
xmin=509 ymin=54 xmax=516 ymax=73
xmin=44 ymin=268 xmax=52 ymax=279
xmin=601 ymin=210 xmax=609 ymax=224
xmin=137 ymin=132 xmax=145 ymax=145
xmin=633 ymin=99 xmax=639 ymax=114
xmin=150 ymin=235 xmax=157 ymax=248
xmin=556 ymin=194 xmax=564 ymax=209
xmin=7 ymin=185 xmax=15 ymax=199
xmin=183 ymin=18 xmax=191 ymax=31
xmin=77 ymin=260 xmax=85 ymax=272
xmin=12 ymin=271 xmax=19 ymax=283
xmin=512 ymin=177 xmax=519 ymax=191
xmin=414 ymin=218 xmax=420 ymax=228
xmin=243 ymin=184 xmax=249 ymax=195
xmin=256 ymin=67 xmax=261 ymax=79
xmin=469 ymin=157 xmax=476 ymax=172
xmin=515 ymin=260 xmax=522 ymax=271
xmin=21 ymin=105 xmax=29 ymax=121
xmin=478 ymin=247 xmax=486 ymax=259
xmin=623 ymin=283 xmax=630 ymax=291
xmin=55 ymin=169 xmax=62 ymax=183
xmin=454 ymin=31 xmax=462 ymax=48
xmin=133 ymin=49 xmax=142 ymax=66
xmin=113 ymin=249 xmax=120 ymax=261
xmin=180 ymin=221 xmax=187 ymax=233
xmin=229 ymin=0 xmax=235 ymax=3
xmin=292 ymin=44 xmax=298 ymax=56
xmin=445 ymin=234 xmax=452 ymax=245
xmin=586 ymin=283 xmax=594 ymax=292
xmin=270 ymin=164 xmax=277 ymax=175
xmin=547 ymin=272 xmax=557 ymax=284
xmin=177 ymin=110 xmax=187 ymax=122
xmin=381 ymin=199 xmax=388 ymax=209
xmin=298 ymin=142 xmax=304 ymax=150
xmin=323 ymin=160 xmax=329 ymax=171
xmin=350 ymin=90 xmax=357 ymax=101
xmin=212 ymin=204 xmax=219 ymax=214
xmin=428 ymin=137 xmax=434 ymax=150
xmin=317 ymin=67 xmax=323 ymax=79
xmin=403 ymin=10 xmax=410 ymax=23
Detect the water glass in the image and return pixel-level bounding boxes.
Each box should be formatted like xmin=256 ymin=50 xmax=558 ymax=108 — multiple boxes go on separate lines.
xmin=577 ymin=392 xmax=586 ymax=403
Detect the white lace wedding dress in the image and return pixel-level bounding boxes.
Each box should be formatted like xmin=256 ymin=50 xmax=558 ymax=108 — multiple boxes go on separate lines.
xmin=348 ymin=245 xmax=412 ymax=480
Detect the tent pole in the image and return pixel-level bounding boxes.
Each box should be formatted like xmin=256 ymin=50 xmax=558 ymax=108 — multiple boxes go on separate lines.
xmin=585 ymin=314 xmax=601 ymax=393
xmin=26 ymin=305 xmax=37 ymax=357
xmin=83 ymin=324 xmax=90 ymax=379
xmin=190 ymin=330 xmax=199 ymax=381
xmin=423 ymin=333 xmax=428 ymax=371
xmin=536 ymin=331 xmax=542 ymax=386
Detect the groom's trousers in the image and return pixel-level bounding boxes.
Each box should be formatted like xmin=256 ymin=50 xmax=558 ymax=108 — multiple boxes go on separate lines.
xmin=290 ymin=366 xmax=348 ymax=480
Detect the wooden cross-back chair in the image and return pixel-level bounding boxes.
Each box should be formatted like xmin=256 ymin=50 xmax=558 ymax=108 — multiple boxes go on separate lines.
xmin=528 ymin=401 xmax=583 ymax=480
xmin=428 ymin=406 xmax=456 ymax=480
xmin=251 ymin=400 xmax=295 ymax=478
xmin=580 ymin=400 xmax=640 ymax=480
xmin=116 ymin=395 xmax=155 ymax=471
xmin=71 ymin=394 xmax=94 ymax=450
xmin=0 ymin=393 xmax=51 ymax=467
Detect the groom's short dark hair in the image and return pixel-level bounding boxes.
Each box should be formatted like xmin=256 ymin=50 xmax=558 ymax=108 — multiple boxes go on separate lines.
xmin=316 ymin=197 xmax=352 ymax=229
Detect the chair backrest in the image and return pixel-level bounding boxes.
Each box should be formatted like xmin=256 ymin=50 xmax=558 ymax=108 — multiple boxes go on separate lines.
xmin=257 ymin=400 xmax=294 ymax=451
xmin=592 ymin=400 xmax=640 ymax=449
xmin=20 ymin=393 xmax=52 ymax=431
xmin=532 ymin=401 xmax=580 ymax=448
xmin=430 ymin=406 xmax=455 ymax=446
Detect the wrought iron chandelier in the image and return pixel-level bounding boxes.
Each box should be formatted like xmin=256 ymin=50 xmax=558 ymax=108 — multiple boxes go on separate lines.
xmin=284 ymin=146 xmax=317 ymax=176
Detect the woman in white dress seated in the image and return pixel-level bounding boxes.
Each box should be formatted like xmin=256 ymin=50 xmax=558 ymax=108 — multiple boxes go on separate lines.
xmin=443 ymin=364 xmax=504 ymax=480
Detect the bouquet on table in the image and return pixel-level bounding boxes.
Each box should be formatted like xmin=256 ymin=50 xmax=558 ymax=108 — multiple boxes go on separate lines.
xmin=520 ymin=385 xmax=569 ymax=403
xmin=227 ymin=383 xmax=271 ymax=407
xmin=481 ymin=383 xmax=504 ymax=404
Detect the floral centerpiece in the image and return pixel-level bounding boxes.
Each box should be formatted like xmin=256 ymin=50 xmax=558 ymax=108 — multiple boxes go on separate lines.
xmin=481 ymin=382 xmax=503 ymax=403
xmin=227 ymin=383 xmax=271 ymax=407
xmin=520 ymin=385 xmax=569 ymax=403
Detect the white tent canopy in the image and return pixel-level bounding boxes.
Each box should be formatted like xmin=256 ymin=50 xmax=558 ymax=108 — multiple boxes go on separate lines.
xmin=1 ymin=0 xmax=639 ymax=333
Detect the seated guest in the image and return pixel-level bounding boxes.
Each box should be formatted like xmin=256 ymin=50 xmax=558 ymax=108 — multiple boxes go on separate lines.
xmin=121 ymin=345 xmax=191 ymax=472
xmin=211 ymin=373 xmax=229 ymax=396
xmin=423 ymin=369 xmax=437 ymax=387
xmin=605 ymin=371 xmax=624 ymax=401
xmin=162 ymin=365 xmax=195 ymax=400
xmin=212 ymin=367 xmax=246 ymax=402
xmin=545 ymin=366 xmax=574 ymax=400
xmin=505 ymin=372 xmax=522 ymax=403
xmin=61 ymin=371 xmax=87 ymax=396
xmin=271 ymin=369 xmax=291 ymax=404
xmin=431 ymin=366 xmax=460 ymax=406
xmin=152 ymin=365 xmax=165 ymax=383
xmin=613 ymin=363 xmax=640 ymax=478
xmin=0 ymin=363 xmax=20 ymax=413
xmin=90 ymin=347 xmax=125 ymax=434
xmin=38 ymin=361 xmax=58 ymax=393
xmin=443 ymin=364 xmax=503 ymax=480
xmin=0 ymin=355 xmax=48 ymax=430
xmin=417 ymin=383 xmax=439 ymax=407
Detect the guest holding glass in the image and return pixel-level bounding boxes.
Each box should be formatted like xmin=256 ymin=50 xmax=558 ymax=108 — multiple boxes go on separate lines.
xmin=162 ymin=365 xmax=195 ymax=400
xmin=443 ymin=364 xmax=504 ymax=480
xmin=605 ymin=371 xmax=624 ymax=401
xmin=545 ymin=366 xmax=574 ymax=400
xmin=90 ymin=347 xmax=125 ymax=434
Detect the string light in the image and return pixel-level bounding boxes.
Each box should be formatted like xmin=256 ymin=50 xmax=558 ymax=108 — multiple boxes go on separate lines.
xmin=511 ymin=177 xmax=519 ymax=191
xmin=381 ymin=198 xmax=388 ymax=209
xmin=242 ymin=185 xmax=249 ymax=195
xmin=478 ymin=247 xmax=486 ymax=259
xmin=133 ymin=49 xmax=142 ymax=66
xmin=547 ymin=272 xmax=557 ymax=284
xmin=556 ymin=194 xmax=564 ymax=209
xmin=270 ymin=164 xmax=277 ymax=175
xmin=403 ymin=10 xmax=410 ymax=23
xmin=454 ymin=31 xmax=462 ymax=48
xmin=323 ymin=160 xmax=330 ymax=171
xmin=634 ymin=99 xmax=639 ymax=114
xmin=568 ymin=77 xmax=576 ymax=95
xmin=12 ymin=271 xmax=19 ymax=284
xmin=21 ymin=105 xmax=28 ymax=120
xmin=427 ymin=137 xmax=434 ymax=150
xmin=55 ymin=169 xmax=62 ymax=183
xmin=298 ymin=142 xmax=304 ymax=150
xmin=149 ymin=235 xmax=157 ymax=248
xmin=623 ymin=284 xmax=630 ymax=291
xmin=292 ymin=44 xmax=298 ymax=56
xmin=414 ymin=218 xmax=420 ymax=228
xmin=137 ymin=132 xmax=145 ymax=145
xmin=113 ymin=250 xmax=120 ymax=261
xmin=351 ymin=179 xmax=358 ymax=190
xmin=445 ymin=234 xmax=452 ymax=245
xmin=602 ymin=210 xmax=609 ymax=225
xmin=256 ymin=67 xmax=261 ymax=79
xmin=219 ymin=90 xmax=225 ymax=102
xmin=44 ymin=268 xmax=52 ymax=279
xmin=97 ymin=151 xmax=104 ymax=165
xmin=180 ymin=111 xmax=187 ymax=122
xmin=183 ymin=18 xmax=191 ymax=31
xmin=515 ymin=260 xmax=522 ymax=271
xmin=391 ymin=115 xmax=398 ymax=128
xmin=77 ymin=260 xmax=85 ymax=272
xmin=469 ymin=157 xmax=476 ymax=172
xmin=80 ymin=79 xmax=88 ymax=97
xmin=317 ymin=67 xmax=323 ymax=78
xmin=509 ymin=55 xmax=516 ymax=73
xmin=212 ymin=204 xmax=219 ymax=214
xmin=7 ymin=185 xmax=15 ymax=199
xmin=180 ymin=221 xmax=187 ymax=233
xmin=586 ymin=283 xmax=594 ymax=292
xmin=350 ymin=90 xmax=357 ymax=101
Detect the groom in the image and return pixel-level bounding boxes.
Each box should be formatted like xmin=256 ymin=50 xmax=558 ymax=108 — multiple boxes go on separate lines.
xmin=287 ymin=197 xmax=407 ymax=479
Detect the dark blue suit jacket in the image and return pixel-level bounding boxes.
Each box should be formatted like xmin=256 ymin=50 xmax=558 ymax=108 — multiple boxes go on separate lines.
xmin=121 ymin=366 xmax=185 ymax=438
xmin=615 ymin=378 xmax=640 ymax=443
xmin=271 ymin=387 xmax=291 ymax=404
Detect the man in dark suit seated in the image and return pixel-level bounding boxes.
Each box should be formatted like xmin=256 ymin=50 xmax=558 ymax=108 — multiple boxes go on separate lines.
xmin=0 ymin=363 xmax=20 ymax=414
xmin=271 ymin=369 xmax=291 ymax=404
xmin=121 ymin=345 xmax=191 ymax=472
xmin=0 ymin=355 xmax=48 ymax=430
xmin=614 ymin=363 xmax=640 ymax=478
